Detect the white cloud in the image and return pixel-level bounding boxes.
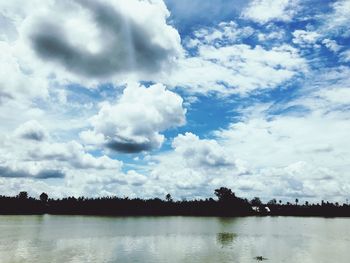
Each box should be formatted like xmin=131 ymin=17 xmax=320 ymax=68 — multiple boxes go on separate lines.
xmin=143 ymin=66 xmax=350 ymax=201
xmin=172 ymin=132 xmax=235 ymax=168
xmin=322 ymin=39 xmax=342 ymax=53
xmin=242 ymin=0 xmax=299 ymax=24
xmin=0 ymin=138 xmax=122 ymax=181
xmin=0 ymin=0 xmax=182 ymax=101
xmin=166 ymin=41 xmax=307 ymax=95
xmin=27 ymin=140 xmax=123 ymax=170
xmin=210 ymin=111 xmax=350 ymax=201
xmin=0 ymin=177 xmax=69 ymax=199
xmin=0 ymin=41 xmax=49 ymax=101
xmin=27 ymin=0 xmax=181 ymax=79
xmin=185 ymin=21 xmax=254 ymax=47
xmin=258 ymin=30 xmax=286 ymax=42
xmin=340 ymin=49 xmax=350 ymax=62
xmin=298 ymin=66 xmax=350 ymax=109
xmin=0 ymin=0 xmax=189 ymax=197
xmin=14 ymin=120 xmax=48 ymax=141
xmin=292 ymin=30 xmax=321 ymax=48
xmin=163 ymin=21 xmax=307 ymax=96
xmin=324 ymin=0 xmax=350 ymax=36
xmin=1 ymin=0 xmax=349 ymax=202
xmin=84 ymin=83 xmax=186 ymax=153
xmin=0 ymin=120 xmax=156 ymax=198
xmin=148 ymin=132 xmax=243 ymax=198
xmin=0 ymin=120 xmax=123 ymax=176
xmin=210 ymin=67 xmax=350 ymax=201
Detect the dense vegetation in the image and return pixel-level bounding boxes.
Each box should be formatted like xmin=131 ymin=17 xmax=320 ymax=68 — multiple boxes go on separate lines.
xmin=0 ymin=187 xmax=349 ymax=217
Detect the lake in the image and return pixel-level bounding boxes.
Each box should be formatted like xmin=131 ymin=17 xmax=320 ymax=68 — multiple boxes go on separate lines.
xmin=0 ymin=215 xmax=349 ymax=263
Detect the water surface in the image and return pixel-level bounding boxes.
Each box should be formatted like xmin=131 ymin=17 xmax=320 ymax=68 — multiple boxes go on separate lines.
xmin=0 ymin=215 xmax=348 ymax=262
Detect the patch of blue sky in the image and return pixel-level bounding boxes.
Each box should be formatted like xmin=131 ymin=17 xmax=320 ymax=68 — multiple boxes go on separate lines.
xmin=65 ymin=83 xmax=124 ymax=104
xmin=312 ymin=49 xmax=347 ymax=70
xmin=107 ymin=152 xmax=140 ymax=169
xmin=304 ymin=0 xmax=337 ymax=13
xmin=268 ymin=105 xmax=311 ymax=119
xmin=336 ymin=38 xmax=350 ymax=47
xmin=165 ymin=0 xmax=248 ymax=34
xmin=170 ymin=92 xmax=238 ymax=133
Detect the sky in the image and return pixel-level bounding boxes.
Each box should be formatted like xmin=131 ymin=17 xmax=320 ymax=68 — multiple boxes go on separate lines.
xmin=0 ymin=0 xmax=350 ymax=203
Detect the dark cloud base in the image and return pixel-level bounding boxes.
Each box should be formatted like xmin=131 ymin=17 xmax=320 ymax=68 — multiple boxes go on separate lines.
xmin=106 ymin=140 xmax=153 ymax=154
xmin=30 ymin=0 xmax=173 ymax=78
xmin=21 ymin=131 xmax=45 ymax=141
xmin=0 ymin=166 xmax=65 ymax=179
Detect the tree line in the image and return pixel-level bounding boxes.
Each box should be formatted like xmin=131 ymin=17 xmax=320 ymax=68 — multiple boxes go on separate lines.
xmin=0 ymin=187 xmax=349 ymax=217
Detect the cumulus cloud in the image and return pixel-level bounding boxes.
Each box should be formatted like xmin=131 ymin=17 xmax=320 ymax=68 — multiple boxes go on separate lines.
xmin=144 ymin=66 xmax=350 ymax=201
xmin=146 ymin=132 xmax=247 ymax=198
xmin=0 ymin=119 xmax=154 ymax=197
xmin=0 ymin=0 xmax=182 ymax=102
xmin=28 ymin=140 xmax=122 ymax=170
xmin=0 ymin=0 xmax=186 ymax=197
xmin=172 ymin=133 xmax=235 ymax=168
xmin=30 ymin=0 xmax=181 ymax=78
xmin=0 ymin=41 xmax=49 ymax=101
xmin=1 ymin=121 xmax=123 ymax=181
xmin=84 ymin=83 xmax=186 ymax=153
xmin=242 ymin=0 xmax=299 ymax=24
xmin=1 ymin=0 xmax=349 ymax=202
xmin=14 ymin=120 xmax=48 ymax=141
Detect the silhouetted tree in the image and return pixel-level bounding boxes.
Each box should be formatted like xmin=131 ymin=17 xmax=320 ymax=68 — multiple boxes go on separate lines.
xmin=250 ymin=197 xmax=262 ymax=206
xmin=295 ymin=198 xmax=299 ymax=205
xmin=165 ymin=193 xmax=173 ymax=202
xmin=17 ymin=191 xmax=28 ymax=200
xmin=40 ymin=193 xmax=48 ymax=203
xmin=0 ymin=191 xmax=349 ymax=217
xmin=268 ymin=199 xmax=277 ymax=205
xmin=214 ymin=187 xmax=235 ymax=202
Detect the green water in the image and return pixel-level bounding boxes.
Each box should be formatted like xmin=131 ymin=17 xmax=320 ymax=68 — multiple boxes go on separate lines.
xmin=0 ymin=215 xmax=349 ymax=262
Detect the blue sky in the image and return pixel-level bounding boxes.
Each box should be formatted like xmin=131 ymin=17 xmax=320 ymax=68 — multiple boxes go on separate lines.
xmin=0 ymin=0 xmax=350 ymax=202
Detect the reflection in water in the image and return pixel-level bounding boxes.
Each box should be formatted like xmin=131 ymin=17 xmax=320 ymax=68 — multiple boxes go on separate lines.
xmin=0 ymin=216 xmax=350 ymax=263
xmin=255 ymin=256 xmax=268 ymax=261
xmin=216 ymin=232 xmax=236 ymax=247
